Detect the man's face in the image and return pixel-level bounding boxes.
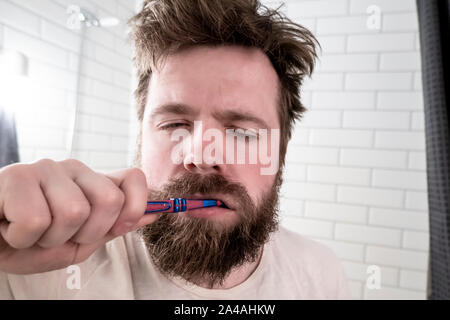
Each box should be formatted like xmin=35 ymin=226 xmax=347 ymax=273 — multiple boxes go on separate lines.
xmin=137 ymin=45 xmax=282 ymax=286
xmin=141 ymin=45 xmax=280 ymax=226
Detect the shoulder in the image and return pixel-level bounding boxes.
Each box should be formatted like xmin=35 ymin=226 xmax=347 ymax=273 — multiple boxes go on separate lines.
xmin=266 ymin=226 xmax=351 ymax=299
xmin=270 ymin=226 xmax=340 ymax=265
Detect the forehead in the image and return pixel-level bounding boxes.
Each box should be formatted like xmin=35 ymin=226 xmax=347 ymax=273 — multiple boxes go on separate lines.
xmin=146 ymin=45 xmax=280 ymax=125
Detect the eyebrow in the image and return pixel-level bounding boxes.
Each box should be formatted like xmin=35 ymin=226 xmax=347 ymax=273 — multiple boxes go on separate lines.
xmin=212 ymin=109 xmax=270 ymax=129
xmin=150 ymin=102 xmax=270 ymax=129
xmin=150 ymin=103 xmax=198 ymax=118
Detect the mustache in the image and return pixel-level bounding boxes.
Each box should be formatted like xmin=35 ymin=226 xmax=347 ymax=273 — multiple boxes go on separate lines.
xmin=147 ymin=172 xmax=254 ymax=212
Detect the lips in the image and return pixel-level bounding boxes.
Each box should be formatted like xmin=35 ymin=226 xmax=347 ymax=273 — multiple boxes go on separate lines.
xmin=217 ymin=201 xmax=230 ymax=209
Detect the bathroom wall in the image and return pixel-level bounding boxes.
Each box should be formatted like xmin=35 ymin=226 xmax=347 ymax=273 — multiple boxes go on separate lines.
xmin=0 ymin=0 xmax=136 ymax=172
xmin=266 ymin=0 xmax=428 ymax=299
xmin=0 ymin=0 xmax=428 ymax=300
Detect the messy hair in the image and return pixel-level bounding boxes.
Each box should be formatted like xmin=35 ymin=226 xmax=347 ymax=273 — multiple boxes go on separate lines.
xmin=129 ymin=0 xmax=319 ymax=169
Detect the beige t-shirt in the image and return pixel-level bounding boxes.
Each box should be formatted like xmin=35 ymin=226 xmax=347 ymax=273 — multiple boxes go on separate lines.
xmin=0 ymin=226 xmax=351 ymax=299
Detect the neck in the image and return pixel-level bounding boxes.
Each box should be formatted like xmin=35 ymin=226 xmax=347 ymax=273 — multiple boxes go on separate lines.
xmin=194 ymin=246 xmax=264 ymax=290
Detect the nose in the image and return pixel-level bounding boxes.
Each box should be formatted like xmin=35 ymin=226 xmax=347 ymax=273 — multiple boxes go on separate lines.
xmin=183 ymin=154 xmax=221 ymax=174
xmin=183 ymin=121 xmax=224 ymax=174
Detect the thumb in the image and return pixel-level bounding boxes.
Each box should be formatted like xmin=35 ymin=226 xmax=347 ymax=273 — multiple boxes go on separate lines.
xmin=73 ymin=212 xmax=159 ymax=265
xmin=133 ymin=212 xmax=159 ymax=230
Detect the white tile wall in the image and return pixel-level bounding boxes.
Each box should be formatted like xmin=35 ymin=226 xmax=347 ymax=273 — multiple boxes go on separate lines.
xmin=1 ymin=0 xmax=428 ymax=300
xmin=312 ymin=91 xmax=376 ymax=109
xmin=347 ymin=34 xmax=415 ymax=52
xmin=378 ymin=92 xmax=423 ymax=110
xmin=305 ymin=202 xmax=367 ymax=224
xmin=0 ymin=0 xmax=135 ymax=172
xmin=262 ymin=0 xmax=429 ymax=299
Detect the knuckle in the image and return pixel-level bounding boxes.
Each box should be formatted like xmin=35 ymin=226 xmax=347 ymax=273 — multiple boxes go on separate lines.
xmin=104 ymin=190 xmax=125 ymax=210
xmin=62 ymin=201 xmax=90 ymax=226
xmin=36 ymin=158 xmax=56 ymax=168
xmin=60 ymin=158 xmax=86 ymax=171
xmin=1 ymin=163 xmax=33 ymax=181
xmin=126 ymin=168 xmax=146 ymax=183
xmin=25 ymin=214 xmax=52 ymax=234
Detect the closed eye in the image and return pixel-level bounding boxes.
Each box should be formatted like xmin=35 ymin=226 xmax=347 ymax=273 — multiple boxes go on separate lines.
xmin=159 ymin=123 xmax=189 ymax=130
xmin=227 ymin=128 xmax=259 ymax=139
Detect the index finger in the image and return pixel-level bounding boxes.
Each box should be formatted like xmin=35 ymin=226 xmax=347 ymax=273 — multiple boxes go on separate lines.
xmin=104 ymin=168 xmax=158 ymax=235
xmin=0 ymin=179 xmax=52 ymax=249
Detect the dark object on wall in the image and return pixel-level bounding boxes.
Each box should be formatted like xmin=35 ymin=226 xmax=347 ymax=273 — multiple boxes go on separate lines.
xmin=0 ymin=107 xmax=20 ymax=168
xmin=417 ymin=0 xmax=450 ymax=299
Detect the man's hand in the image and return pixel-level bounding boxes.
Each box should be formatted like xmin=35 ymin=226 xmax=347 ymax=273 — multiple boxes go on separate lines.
xmin=0 ymin=159 xmax=157 ymax=274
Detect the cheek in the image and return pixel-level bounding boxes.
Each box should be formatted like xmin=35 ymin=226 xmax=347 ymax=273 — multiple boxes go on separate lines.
xmin=141 ymin=128 xmax=177 ymax=189
xmin=234 ymin=164 xmax=275 ymax=203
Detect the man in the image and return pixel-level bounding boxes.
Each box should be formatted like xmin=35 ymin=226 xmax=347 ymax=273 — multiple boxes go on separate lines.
xmin=0 ymin=0 xmax=350 ymax=299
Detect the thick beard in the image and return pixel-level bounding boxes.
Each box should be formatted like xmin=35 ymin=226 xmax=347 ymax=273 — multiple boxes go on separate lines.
xmin=137 ymin=172 xmax=282 ymax=288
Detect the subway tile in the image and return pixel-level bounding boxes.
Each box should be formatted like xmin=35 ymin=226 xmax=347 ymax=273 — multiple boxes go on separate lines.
xmin=340 ymin=149 xmax=407 ymax=169
xmin=281 ymin=181 xmax=336 ymax=202
xmin=403 ymin=230 xmax=429 ymax=251
xmin=317 ymin=53 xmax=378 ymax=72
xmin=335 ymin=223 xmax=402 ymax=247
xmin=377 ymin=92 xmax=423 ymax=110
xmin=338 ymin=186 xmax=404 ymax=208
xmin=315 ymin=239 xmax=365 ymax=261
xmin=345 ymin=73 xmax=412 ymax=90
xmin=312 ymin=92 xmax=375 ymax=110
xmin=343 ymin=111 xmax=410 ymax=130
xmin=375 ymin=131 xmax=425 ymax=150
xmin=405 ymin=191 xmax=428 ymax=211
xmin=288 ymin=0 xmax=348 ymax=18
xmin=350 ymin=0 xmax=416 ymax=14
xmin=366 ymin=246 xmax=428 ymax=270
xmin=369 ymin=207 xmax=428 ymax=231
xmin=380 ymin=52 xmax=421 ymax=71
xmin=4 ymin=27 xmax=68 ymax=68
xmin=347 ymin=33 xmax=415 ymax=52
xmin=408 ymin=151 xmax=426 ymax=170
xmin=372 ymin=169 xmax=427 ymax=191
xmin=280 ymin=216 xmax=334 ymax=239
xmin=0 ymin=1 xmax=41 ymax=36
xmin=305 ymin=201 xmax=367 ymax=224
xmin=307 ymin=165 xmax=371 ymax=186
xmin=286 ymin=146 xmax=340 ymax=165
xmin=399 ymin=270 xmax=427 ymax=291
xmin=310 ymin=129 xmax=373 ymax=147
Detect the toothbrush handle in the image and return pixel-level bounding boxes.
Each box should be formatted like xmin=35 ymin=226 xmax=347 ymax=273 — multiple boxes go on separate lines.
xmin=145 ymin=201 xmax=171 ymax=213
xmin=145 ymin=198 xmax=187 ymax=214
